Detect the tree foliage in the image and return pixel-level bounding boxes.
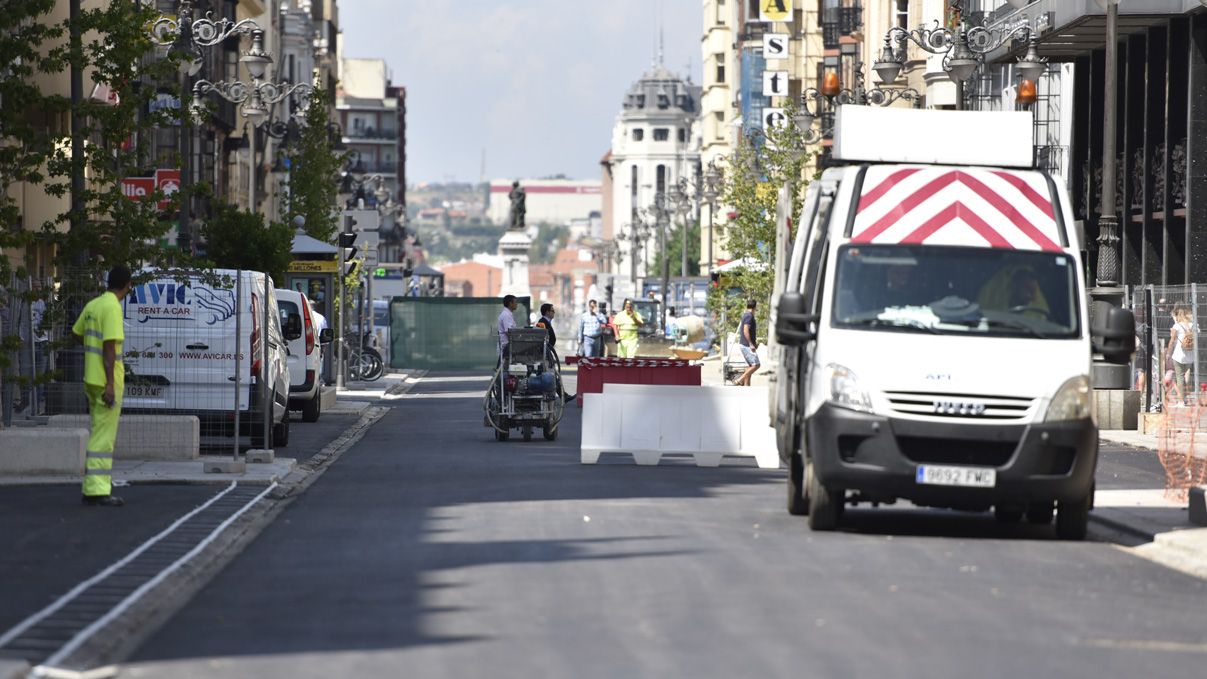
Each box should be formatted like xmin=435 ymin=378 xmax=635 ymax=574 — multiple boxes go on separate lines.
xmin=288 ymin=86 xmax=343 ymax=243
xmin=708 ymin=108 xmax=815 ymax=339
xmin=201 ymin=204 xmax=294 ymax=285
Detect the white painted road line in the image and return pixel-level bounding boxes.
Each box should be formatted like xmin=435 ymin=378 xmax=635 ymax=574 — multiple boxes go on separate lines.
xmin=36 ymin=482 xmax=278 ymax=671
xmin=0 ymin=482 xmax=240 ymax=649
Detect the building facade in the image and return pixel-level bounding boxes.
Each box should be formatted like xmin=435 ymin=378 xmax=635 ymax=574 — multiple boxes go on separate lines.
xmin=604 ymin=63 xmax=701 ymax=302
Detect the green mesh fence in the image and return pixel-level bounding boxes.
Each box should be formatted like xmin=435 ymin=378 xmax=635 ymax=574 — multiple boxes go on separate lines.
xmin=389 ymin=296 xmax=531 ymax=371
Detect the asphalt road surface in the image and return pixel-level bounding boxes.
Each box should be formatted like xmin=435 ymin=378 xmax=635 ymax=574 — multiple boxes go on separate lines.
xmin=124 ymin=372 xmax=1207 ymax=678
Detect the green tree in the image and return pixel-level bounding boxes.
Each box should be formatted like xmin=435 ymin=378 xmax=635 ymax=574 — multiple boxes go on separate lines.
xmin=655 ymin=218 xmax=702 ymax=278
xmin=287 ymin=86 xmax=343 ymax=243
xmin=708 ymin=106 xmax=814 ymax=338
xmin=201 ymin=204 xmax=294 ymax=284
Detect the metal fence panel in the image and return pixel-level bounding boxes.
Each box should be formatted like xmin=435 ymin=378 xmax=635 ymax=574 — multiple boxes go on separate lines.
xmin=389 ymin=296 xmax=531 ymax=371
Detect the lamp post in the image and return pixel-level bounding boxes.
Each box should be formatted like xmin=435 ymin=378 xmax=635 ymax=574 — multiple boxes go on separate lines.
xmin=1094 ymin=0 xmax=1121 ymax=290
xmin=701 ymin=162 xmax=721 ymax=278
xmin=873 ymin=0 xmax=1047 ymax=110
xmin=789 ymin=67 xmax=922 ymax=146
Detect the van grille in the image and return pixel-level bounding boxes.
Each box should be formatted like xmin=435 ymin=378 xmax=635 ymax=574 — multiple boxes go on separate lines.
xmin=897 ymin=436 xmax=1018 ymax=467
xmin=884 ymin=391 xmax=1035 ymax=421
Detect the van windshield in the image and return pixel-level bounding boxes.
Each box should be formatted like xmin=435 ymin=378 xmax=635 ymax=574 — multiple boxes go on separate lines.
xmin=831 ymin=244 xmax=1080 ymax=339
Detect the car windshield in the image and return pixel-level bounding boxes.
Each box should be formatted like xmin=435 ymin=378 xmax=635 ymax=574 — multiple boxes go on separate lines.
xmin=831 ymin=244 xmax=1080 ymax=338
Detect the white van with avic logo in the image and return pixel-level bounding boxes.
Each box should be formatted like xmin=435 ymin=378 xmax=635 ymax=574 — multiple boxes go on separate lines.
xmin=771 ymin=107 xmax=1135 ymax=540
xmin=121 ymin=269 xmax=297 ymax=448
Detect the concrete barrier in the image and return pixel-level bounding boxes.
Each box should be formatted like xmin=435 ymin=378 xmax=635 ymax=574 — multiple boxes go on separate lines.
xmin=581 ymin=384 xmax=779 ymax=468
xmin=1091 ymin=389 xmax=1140 ymax=430
xmin=0 ymin=428 xmax=88 ymax=476
xmin=46 ymin=415 xmax=199 ymax=461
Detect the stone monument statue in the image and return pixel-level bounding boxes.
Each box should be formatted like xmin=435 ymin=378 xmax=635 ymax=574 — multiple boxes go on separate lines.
xmin=508 ymin=180 xmax=527 ymax=231
xmin=499 ymin=180 xmax=532 ymax=299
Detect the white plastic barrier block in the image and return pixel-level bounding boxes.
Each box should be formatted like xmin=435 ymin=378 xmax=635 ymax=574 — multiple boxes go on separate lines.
xmin=581 ymin=384 xmax=780 ymax=468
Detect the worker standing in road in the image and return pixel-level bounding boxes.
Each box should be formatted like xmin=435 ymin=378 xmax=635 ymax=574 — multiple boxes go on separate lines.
xmin=614 ymin=298 xmax=644 ymax=358
xmin=72 ymin=265 xmax=133 ymax=507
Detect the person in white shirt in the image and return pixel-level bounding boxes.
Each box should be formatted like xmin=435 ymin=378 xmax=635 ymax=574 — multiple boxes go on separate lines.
xmin=1166 ymin=303 xmax=1196 ymax=405
xmin=498 ymin=294 xmax=518 ymax=355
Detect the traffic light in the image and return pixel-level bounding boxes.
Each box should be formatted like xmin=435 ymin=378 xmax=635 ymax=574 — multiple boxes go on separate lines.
xmin=339 ymin=230 xmax=358 ymax=277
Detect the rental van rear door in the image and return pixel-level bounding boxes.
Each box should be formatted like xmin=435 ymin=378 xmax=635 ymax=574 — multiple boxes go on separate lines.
xmin=123 ymin=275 xmax=191 ymax=411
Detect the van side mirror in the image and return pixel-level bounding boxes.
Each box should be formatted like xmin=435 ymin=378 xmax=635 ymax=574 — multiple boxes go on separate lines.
xmin=284 ymin=313 xmax=303 ymax=341
xmin=776 ymin=292 xmax=817 ymax=346
xmin=1091 ymin=303 xmax=1135 ymax=365
xmin=318 ymin=328 xmax=334 ymax=345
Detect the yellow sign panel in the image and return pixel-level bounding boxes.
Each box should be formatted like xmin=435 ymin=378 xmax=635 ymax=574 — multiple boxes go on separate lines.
xmin=288 ymin=260 xmax=338 ymax=273
xmin=760 ymin=0 xmax=792 ymax=22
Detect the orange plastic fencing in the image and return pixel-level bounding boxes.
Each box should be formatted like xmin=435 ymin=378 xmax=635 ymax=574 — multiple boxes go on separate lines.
xmin=1156 ymin=388 xmax=1207 ymax=502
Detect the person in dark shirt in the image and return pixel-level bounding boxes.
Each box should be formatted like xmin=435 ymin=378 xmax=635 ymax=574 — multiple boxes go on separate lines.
xmin=736 ymin=299 xmax=760 ymax=386
xmin=535 ymin=303 xmax=574 ymax=402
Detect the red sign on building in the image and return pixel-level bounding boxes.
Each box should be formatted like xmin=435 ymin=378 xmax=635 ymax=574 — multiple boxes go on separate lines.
xmin=155 ymin=168 xmax=181 ymax=211
xmin=121 ymin=177 xmax=154 ymax=201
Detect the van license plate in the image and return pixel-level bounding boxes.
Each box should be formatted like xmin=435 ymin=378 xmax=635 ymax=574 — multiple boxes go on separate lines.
xmin=126 ymin=385 xmax=164 ymax=398
xmin=915 ymin=465 xmax=996 ymax=488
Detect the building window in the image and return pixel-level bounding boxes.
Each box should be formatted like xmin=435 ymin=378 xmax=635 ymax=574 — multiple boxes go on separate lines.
xmin=631 ymin=165 xmax=638 ymax=197
xmin=653 ymin=128 xmax=670 ymax=141
xmin=716 ymin=0 xmax=726 ymax=24
xmin=896 ymin=0 xmax=908 ymax=30
xmin=633 ymin=128 xmax=644 ymax=142
xmin=715 ymin=53 xmax=726 ymax=83
xmin=656 ymin=165 xmax=666 ymax=194
xmin=678 ymin=128 xmax=687 ymax=143
xmin=714 ymin=111 xmax=725 ymax=139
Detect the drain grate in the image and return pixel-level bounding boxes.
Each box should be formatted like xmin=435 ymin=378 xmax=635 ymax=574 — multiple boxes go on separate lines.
xmin=0 ymin=481 xmax=275 ymax=668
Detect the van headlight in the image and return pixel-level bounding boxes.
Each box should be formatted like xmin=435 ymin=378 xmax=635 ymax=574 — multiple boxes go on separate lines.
xmin=828 ymin=364 xmax=873 ymax=413
xmin=1044 ymin=375 xmax=1092 ymax=422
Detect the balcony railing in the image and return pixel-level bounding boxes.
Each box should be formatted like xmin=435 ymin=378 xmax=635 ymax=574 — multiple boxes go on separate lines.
xmin=821 ymin=1 xmax=863 ymax=49
xmin=346 ymin=127 xmax=398 ymax=140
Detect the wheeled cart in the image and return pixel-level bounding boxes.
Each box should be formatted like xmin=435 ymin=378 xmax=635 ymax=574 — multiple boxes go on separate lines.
xmin=484 ymin=328 xmax=565 ymax=442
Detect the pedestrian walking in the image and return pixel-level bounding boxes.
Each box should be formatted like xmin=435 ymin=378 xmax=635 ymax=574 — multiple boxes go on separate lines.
xmin=735 ymin=299 xmax=760 ymax=387
xmin=72 ymin=265 xmax=133 ymax=507
xmin=535 ymin=303 xmax=557 ymax=349
xmin=614 ymin=298 xmax=644 ymax=358
xmin=1165 ymin=303 xmax=1195 ymax=405
xmin=577 ymin=299 xmax=607 ymax=357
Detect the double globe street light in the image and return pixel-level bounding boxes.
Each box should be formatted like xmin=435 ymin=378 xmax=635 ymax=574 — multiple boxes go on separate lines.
xmin=794 ymin=67 xmax=922 ymax=144
xmin=872 ymin=0 xmax=1047 ymax=108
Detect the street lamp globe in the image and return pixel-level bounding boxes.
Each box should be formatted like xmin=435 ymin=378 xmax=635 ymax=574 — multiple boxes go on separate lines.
xmin=1016 ymin=39 xmax=1047 ymax=82
xmin=791 ymin=108 xmax=814 ymax=133
xmin=240 ymin=30 xmax=272 ymax=80
xmin=873 ymin=38 xmax=903 ymax=84
xmin=242 ymin=89 xmax=269 ymax=123
xmin=946 ymin=36 xmax=980 ymax=84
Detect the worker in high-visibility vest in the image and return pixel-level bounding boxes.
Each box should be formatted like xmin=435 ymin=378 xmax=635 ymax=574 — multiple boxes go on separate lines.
xmin=72 ymin=265 xmax=133 ymax=507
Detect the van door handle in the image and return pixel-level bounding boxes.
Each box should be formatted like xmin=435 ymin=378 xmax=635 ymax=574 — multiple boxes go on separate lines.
xmin=186 ymin=343 xmax=209 ymax=351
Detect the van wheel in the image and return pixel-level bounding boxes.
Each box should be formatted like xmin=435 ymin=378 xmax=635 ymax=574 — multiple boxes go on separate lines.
xmin=273 ymin=410 xmax=290 ymax=448
xmin=1055 ymin=488 xmax=1092 ymax=541
xmin=806 ymin=461 xmax=842 ymax=531
xmin=1025 ymin=501 xmax=1055 ymax=525
xmin=301 ymin=393 xmax=321 ymax=423
xmin=787 ymin=454 xmax=808 ymax=516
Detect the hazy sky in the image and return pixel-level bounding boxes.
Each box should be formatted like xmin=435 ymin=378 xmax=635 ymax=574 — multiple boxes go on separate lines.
xmin=338 ymin=0 xmax=702 ymax=184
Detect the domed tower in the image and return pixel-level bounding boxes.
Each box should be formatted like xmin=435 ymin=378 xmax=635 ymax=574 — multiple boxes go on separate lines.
xmin=606 ymin=64 xmax=701 ymax=301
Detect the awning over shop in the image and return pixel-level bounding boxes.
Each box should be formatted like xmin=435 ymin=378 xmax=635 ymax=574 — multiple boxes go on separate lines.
xmin=984 ymin=0 xmax=1200 ymax=62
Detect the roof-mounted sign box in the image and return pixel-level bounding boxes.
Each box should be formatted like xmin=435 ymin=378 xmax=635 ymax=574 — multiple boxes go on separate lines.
xmin=832 ymin=106 xmax=1035 ymax=169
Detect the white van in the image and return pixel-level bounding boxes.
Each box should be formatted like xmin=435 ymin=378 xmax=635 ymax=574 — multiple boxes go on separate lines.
xmin=771 ymin=107 xmax=1134 ymax=540
xmin=122 ymin=269 xmax=296 ymax=448
xmin=276 ymin=288 xmax=331 ymax=422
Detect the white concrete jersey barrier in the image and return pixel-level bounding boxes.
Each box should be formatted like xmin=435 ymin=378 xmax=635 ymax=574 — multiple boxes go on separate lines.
xmin=581 ymin=384 xmax=780 ymax=468
xmin=0 ymin=428 xmax=88 ymax=475
xmin=47 ymin=415 xmax=200 ymax=461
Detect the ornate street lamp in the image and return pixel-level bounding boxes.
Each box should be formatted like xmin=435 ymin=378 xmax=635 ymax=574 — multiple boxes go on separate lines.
xmin=151 ymin=0 xmax=263 ymax=49
xmin=192 ymin=75 xmax=313 ymax=213
xmin=793 ymin=66 xmax=922 ymax=145
xmin=873 ymin=0 xmax=1047 ymax=106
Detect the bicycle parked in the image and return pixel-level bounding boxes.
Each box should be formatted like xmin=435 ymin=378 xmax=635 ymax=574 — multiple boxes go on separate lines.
xmin=339 ymin=333 xmax=384 ymax=382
